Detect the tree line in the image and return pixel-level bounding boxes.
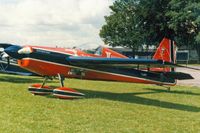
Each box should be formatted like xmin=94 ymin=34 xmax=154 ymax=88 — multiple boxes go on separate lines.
xmin=99 ymin=0 xmax=200 ymax=61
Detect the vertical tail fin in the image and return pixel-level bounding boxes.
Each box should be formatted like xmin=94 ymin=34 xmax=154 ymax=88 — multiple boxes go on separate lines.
xmin=152 ymin=38 xmax=177 ymax=72
xmin=95 ymin=46 xmax=128 ymax=58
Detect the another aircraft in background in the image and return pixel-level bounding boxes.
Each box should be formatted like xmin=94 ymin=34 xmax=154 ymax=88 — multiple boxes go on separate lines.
xmin=1 ymin=38 xmax=198 ymax=99
xmin=0 ymin=44 xmax=37 ymax=76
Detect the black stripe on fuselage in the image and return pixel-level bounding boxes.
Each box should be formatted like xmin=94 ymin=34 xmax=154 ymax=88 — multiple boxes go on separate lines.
xmin=25 ymin=48 xmax=71 ymax=65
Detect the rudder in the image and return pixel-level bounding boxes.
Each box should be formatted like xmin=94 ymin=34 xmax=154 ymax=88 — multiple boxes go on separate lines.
xmin=152 ymin=38 xmax=177 ymax=72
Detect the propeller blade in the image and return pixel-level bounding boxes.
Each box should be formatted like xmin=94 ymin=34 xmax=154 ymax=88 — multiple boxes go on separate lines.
xmin=2 ymin=52 xmax=9 ymax=58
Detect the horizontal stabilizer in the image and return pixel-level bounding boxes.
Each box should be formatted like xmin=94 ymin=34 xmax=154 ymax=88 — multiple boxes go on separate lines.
xmin=164 ymin=72 xmax=194 ymax=80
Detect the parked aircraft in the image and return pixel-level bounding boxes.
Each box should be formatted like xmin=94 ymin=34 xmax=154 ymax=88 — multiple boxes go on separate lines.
xmin=0 ymin=44 xmax=37 ymax=76
xmin=1 ymin=38 xmax=198 ymax=99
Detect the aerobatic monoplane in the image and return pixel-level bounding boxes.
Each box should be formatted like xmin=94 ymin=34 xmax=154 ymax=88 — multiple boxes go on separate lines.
xmin=1 ymin=38 xmax=198 ymax=99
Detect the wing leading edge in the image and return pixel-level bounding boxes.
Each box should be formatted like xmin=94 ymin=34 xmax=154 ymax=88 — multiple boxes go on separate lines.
xmin=66 ymin=56 xmax=175 ymax=67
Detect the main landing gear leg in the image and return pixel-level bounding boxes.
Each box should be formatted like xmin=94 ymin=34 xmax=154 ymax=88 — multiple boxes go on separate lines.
xmin=28 ymin=76 xmax=53 ymax=95
xmin=58 ymin=74 xmax=65 ymax=87
xmin=167 ymin=87 xmax=171 ymax=91
xmin=28 ymin=74 xmax=85 ymax=99
xmin=156 ymin=84 xmax=171 ymax=91
xmin=41 ymin=76 xmax=49 ymax=88
xmin=53 ymin=73 xmax=85 ymax=99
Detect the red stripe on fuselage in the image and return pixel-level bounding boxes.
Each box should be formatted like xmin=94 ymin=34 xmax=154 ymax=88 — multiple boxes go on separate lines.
xmin=17 ymin=58 xmax=176 ymax=86
xmin=28 ymin=46 xmax=99 ymax=57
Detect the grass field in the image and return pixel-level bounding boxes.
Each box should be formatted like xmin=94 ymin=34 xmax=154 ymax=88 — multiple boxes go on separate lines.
xmin=0 ymin=73 xmax=200 ymax=133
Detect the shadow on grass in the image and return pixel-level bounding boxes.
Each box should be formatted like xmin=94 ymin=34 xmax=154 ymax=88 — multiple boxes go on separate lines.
xmin=76 ymin=88 xmax=200 ymax=112
xmin=0 ymin=75 xmax=42 ymax=83
xmin=144 ymin=88 xmax=200 ymax=96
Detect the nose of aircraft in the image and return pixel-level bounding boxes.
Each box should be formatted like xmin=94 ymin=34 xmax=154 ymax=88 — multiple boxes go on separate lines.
xmin=4 ymin=45 xmax=24 ymax=59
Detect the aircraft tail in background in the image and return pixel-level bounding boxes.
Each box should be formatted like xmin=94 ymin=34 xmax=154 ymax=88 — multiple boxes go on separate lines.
xmin=152 ymin=38 xmax=177 ymax=72
xmin=95 ymin=46 xmax=128 ymax=58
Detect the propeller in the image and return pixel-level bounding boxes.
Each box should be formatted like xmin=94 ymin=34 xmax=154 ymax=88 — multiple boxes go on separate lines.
xmin=2 ymin=52 xmax=9 ymax=59
xmin=0 ymin=52 xmax=10 ymax=71
xmin=0 ymin=43 xmax=15 ymax=66
xmin=4 ymin=45 xmax=23 ymax=59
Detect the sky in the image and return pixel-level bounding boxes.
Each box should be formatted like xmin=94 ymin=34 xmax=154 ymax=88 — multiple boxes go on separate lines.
xmin=0 ymin=0 xmax=113 ymax=49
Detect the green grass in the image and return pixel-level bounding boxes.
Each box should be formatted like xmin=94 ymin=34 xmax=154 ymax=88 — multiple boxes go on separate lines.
xmin=0 ymin=73 xmax=200 ymax=133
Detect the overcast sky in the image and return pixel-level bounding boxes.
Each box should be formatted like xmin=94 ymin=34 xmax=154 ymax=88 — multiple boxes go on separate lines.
xmin=0 ymin=0 xmax=113 ymax=49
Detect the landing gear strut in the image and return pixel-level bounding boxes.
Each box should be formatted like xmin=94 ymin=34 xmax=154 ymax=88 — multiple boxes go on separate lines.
xmin=53 ymin=73 xmax=85 ymax=99
xmin=156 ymin=84 xmax=171 ymax=91
xmin=41 ymin=76 xmax=49 ymax=88
xmin=28 ymin=76 xmax=53 ymax=95
xmin=58 ymin=74 xmax=65 ymax=87
xmin=167 ymin=87 xmax=171 ymax=91
xmin=28 ymin=73 xmax=85 ymax=99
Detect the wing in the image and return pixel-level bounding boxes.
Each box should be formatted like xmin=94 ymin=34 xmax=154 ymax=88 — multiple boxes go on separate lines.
xmin=66 ymin=56 xmax=199 ymax=80
xmin=67 ymin=56 xmax=200 ymax=70
xmin=66 ymin=56 xmax=175 ymax=68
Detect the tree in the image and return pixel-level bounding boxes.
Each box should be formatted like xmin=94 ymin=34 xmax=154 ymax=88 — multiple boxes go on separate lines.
xmin=100 ymin=0 xmax=200 ymax=61
xmin=99 ymin=0 xmax=143 ymax=57
xmin=167 ymin=0 xmax=200 ymax=61
xmin=100 ymin=0 xmax=172 ymax=49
